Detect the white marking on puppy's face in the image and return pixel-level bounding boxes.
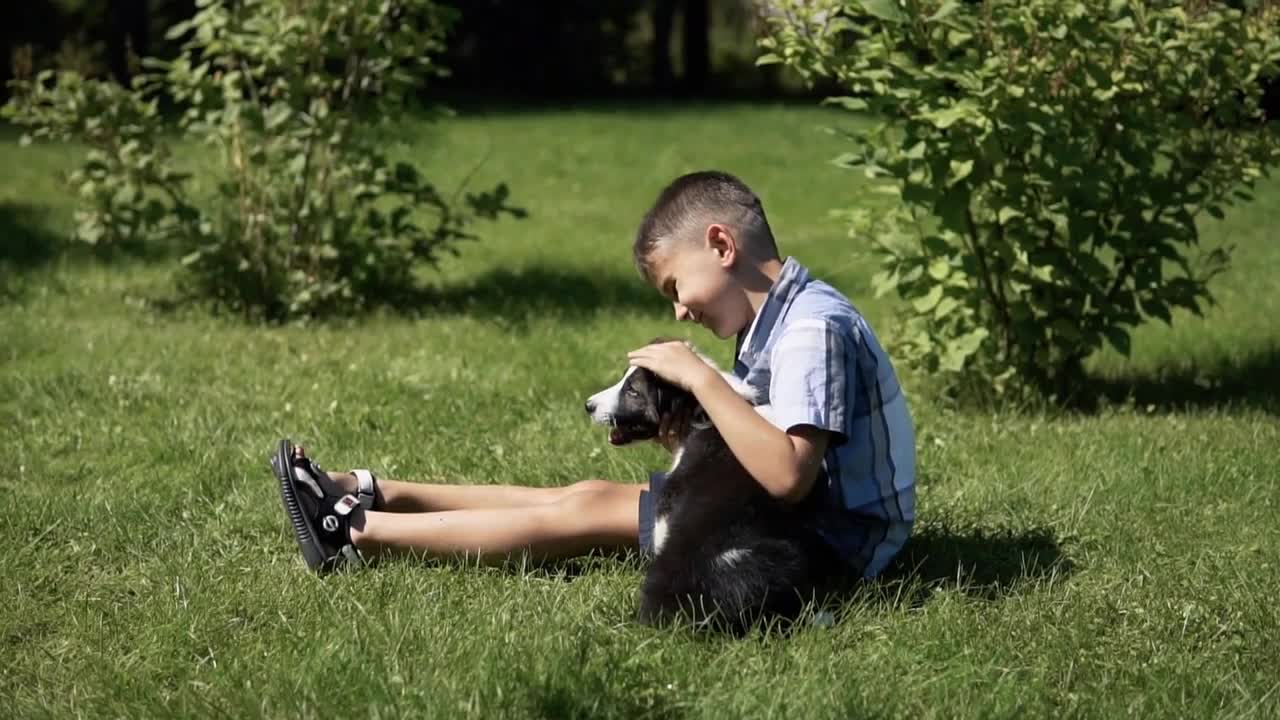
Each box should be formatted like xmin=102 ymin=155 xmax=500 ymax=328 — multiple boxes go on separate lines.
xmin=717 ymin=548 xmax=750 ymax=567
xmin=653 ymin=515 xmax=669 ymax=555
xmin=586 ymin=367 xmax=637 ymax=425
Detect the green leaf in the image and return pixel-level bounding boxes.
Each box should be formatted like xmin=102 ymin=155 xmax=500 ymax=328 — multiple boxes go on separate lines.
xmin=920 ymin=100 xmax=981 ymax=129
xmin=861 ymin=0 xmax=907 ymax=23
xmin=927 ymin=257 xmax=951 ymax=280
xmin=832 ymin=152 xmax=865 ymax=169
xmin=997 ymin=207 xmax=1023 ymax=224
xmin=933 ymin=295 xmax=960 ymax=319
xmin=1103 ymin=326 xmax=1132 ymax=356
xmin=948 ymin=159 xmax=974 ymax=185
xmin=824 ymin=96 xmax=869 ymax=111
xmin=870 ymin=269 xmax=898 ymax=298
xmin=912 ymin=284 xmax=944 ymax=312
xmin=940 ymin=327 xmax=989 ymax=372
xmin=928 ymin=1 xmax=962 ymax=22
xmin=1140 ymin=297 xmax=1173 ymax=325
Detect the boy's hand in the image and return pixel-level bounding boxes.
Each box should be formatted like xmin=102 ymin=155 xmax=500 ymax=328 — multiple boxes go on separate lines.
xmin=627 ymin=341 xmax=716 ymax=393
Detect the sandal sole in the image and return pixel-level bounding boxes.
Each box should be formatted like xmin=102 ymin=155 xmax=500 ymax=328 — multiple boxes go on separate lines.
xmin=271 ymin=438 xmax=341 ymax=573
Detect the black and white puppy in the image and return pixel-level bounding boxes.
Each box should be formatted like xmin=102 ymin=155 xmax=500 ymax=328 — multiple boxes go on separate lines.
xmin=585 ymin=342 xmax=836 ymax=633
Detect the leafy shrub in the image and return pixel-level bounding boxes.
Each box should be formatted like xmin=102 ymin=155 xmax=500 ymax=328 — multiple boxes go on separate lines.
xmin=761 ymin=0 xmax=1280 ymax=399
xmin=3 ymin=0 xmax=521 ymax=320
xmin=4 ymin=57 xmax=198 ymax=254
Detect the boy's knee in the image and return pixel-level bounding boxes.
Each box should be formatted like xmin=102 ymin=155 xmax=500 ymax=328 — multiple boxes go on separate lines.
xmin=551 ymin=484 xmax=638 ymax=538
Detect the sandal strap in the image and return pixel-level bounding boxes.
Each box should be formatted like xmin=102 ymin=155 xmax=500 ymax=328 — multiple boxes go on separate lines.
xmin=330 ymin=494 xmax=364 ymax=566
xmin=350 ymin=469 xmax=378 ymax=510
xmin=333 ymin=493 xmax=361 ymax=516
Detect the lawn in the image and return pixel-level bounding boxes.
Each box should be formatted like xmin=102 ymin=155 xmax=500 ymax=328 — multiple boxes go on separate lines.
xmin=2 ymin=103 xmax=1278 ymax=719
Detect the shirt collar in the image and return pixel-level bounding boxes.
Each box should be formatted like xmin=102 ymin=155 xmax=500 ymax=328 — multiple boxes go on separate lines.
xmin=734 ymin=256 xmax=810 ymax=376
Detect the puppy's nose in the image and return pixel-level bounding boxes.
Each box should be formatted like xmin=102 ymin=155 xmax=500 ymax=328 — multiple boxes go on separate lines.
xmin=584 ymin=401 xmax=596 ymax=414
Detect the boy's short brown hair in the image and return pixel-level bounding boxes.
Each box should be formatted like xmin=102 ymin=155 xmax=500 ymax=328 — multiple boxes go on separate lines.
xmin=633 ymin=171 xmax=779 ymax=284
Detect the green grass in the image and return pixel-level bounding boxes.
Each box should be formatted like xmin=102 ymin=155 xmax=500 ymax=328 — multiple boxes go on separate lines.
xmin=2 ymin=103 xmax=1279 ymax=718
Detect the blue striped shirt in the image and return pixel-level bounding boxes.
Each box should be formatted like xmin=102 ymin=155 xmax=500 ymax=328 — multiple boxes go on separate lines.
xmin=735 ymin=257 xmax=916 ymax=578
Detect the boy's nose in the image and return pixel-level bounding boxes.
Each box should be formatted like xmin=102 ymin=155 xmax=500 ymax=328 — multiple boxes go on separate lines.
xmin=674 ymin=303 xmax=691 ymax=322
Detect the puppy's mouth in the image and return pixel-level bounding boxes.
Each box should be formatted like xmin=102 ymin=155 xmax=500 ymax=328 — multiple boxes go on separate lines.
xmin=607 ymin=424 xmax=654 ymax=446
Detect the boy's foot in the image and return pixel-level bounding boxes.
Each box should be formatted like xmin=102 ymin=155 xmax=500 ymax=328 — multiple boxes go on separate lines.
xmin=270 ymin=438 xmax=366 ymax=573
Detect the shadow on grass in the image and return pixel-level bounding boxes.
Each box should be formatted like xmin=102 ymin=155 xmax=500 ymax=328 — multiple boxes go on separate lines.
xmin=0 ymin=202 xmax=178 ymax=302
xmin=0 ymin=203 xmax=66 ymax=301
xmin=874 ymin=522 xmax=1072 ymax=604
xmin=140 ymin=265 xmax=666 ymax=325
xmin=514 ymin=522 xmax=1071 ymax=637
xmin=1076 ymin=347 xmax=1280 ymax=415
xmin=0 ymin=203 xmax=64 ymax=269
xmin=398 ymin=265 xmax=665 ymax=326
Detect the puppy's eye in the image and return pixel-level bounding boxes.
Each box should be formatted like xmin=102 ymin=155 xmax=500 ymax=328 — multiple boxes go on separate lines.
xmin=624 ymin=387 xmax=641 ymax=398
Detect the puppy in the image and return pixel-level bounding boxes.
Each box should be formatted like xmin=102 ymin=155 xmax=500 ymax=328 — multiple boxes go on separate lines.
xmin=585 ymin=344 xmax=835 ymax=633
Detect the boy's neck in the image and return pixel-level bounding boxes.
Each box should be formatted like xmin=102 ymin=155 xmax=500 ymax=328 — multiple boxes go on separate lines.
xmin=742 ymin=257 xmax=784 ymax=317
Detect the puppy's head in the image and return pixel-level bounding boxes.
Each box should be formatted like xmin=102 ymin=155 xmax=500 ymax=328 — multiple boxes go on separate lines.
xmin=584 ymin=366 xmax=695 ymax=446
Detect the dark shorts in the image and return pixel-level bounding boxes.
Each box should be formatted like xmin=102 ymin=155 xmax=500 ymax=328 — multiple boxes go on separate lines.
xmin=637 ymin=471 xmax=668 ymax=557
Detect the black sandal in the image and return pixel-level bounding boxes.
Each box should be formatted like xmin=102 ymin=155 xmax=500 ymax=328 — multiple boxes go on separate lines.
xmin=270 ymin=438 xmax=367 ymax=573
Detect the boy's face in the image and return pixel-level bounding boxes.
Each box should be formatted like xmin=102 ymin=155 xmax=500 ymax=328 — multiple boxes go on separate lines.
xmin=647 ymin=229 xmax=752 ymax=339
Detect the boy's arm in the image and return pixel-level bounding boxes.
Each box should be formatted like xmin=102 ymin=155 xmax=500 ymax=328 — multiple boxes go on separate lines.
xmin=690 ymin=372 xmax=830 ymax=503
xmin=628 ymin=341 xmax=830 ymax=503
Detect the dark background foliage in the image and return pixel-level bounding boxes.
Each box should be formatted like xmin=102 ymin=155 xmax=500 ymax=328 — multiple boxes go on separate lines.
xmin=0 ymin=0 xmax=840 ymax=101
xmin=7 ymin=2 xmax=1273 ymax=108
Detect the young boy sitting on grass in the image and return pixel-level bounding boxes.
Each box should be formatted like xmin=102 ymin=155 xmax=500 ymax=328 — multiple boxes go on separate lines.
xmin=273 ymin=170 xmax=916 ymax=580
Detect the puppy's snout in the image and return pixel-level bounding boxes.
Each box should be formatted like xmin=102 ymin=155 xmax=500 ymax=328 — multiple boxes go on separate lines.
xmin=584 ymin=400 xmax=596 ymax=415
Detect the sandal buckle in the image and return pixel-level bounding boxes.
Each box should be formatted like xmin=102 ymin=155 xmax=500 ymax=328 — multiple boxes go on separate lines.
xmin=333 ymin=494 xmax=361 ymax=516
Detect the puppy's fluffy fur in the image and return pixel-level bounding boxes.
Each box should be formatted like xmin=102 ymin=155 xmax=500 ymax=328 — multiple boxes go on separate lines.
xmin=585 ymin=342 xmax=836 ymax=632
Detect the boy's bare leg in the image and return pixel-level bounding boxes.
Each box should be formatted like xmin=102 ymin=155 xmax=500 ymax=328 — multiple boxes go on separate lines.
xmin=327 ymin=471 xmax=613 ymax=513
xmin=349 ymin=481 xmax=644 ymax=563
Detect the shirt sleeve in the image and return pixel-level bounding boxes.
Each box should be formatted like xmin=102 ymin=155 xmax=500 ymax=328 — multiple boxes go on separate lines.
xmin=766 ymin=318 xmax=850 ymax=444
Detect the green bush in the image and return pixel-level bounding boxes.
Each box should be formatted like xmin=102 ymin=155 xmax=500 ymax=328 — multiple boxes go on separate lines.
xmin=3 ymin=0 xmax=521 ymax=320
xmin=3 ymin=67 xmax=199 ymax=254
xmin=761 ymin=0 xmax=1280 ymax=400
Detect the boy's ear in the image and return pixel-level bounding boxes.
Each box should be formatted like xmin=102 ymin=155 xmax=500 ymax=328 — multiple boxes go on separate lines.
xmin=706 ymin=223 xmax=736 ymax=267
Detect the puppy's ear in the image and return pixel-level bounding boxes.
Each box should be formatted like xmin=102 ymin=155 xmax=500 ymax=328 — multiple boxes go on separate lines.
xmin=661 ymin=388 xmax=707 ymax=429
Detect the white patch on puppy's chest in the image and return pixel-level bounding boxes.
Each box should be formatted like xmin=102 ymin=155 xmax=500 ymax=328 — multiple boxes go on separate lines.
xmin=668 ymin=446 xmax=684 ymax=472
xmin=653 ymin=516 xmax=669 ymax=554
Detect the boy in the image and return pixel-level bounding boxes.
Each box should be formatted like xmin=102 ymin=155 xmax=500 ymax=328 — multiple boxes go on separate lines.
xmin=274 ymin=170 xmax=915 ymax=580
